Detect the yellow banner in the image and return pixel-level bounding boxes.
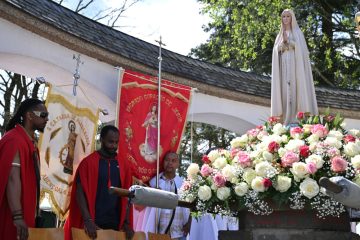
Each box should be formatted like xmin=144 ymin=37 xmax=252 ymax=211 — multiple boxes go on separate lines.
xmin=39 ymin=85 xmax=99 ymax=220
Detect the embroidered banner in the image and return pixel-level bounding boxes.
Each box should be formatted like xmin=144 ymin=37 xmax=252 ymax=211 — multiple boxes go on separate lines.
xmin=118 ymin=70 xmax=192 ymax=183
xmin=38 ymin=85 xmax=99 ymax=220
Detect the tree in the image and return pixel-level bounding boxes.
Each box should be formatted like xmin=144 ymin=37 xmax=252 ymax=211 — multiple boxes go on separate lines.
xmin=191 ymin=0 xmax=360 ymax=88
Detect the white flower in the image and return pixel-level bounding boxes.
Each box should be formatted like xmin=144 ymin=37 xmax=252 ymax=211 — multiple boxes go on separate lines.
xmin=219 ymin=149 xmax=231 ymax=158
xmin=307 ymin=134 xmax=320 ymax=144
xmin=348 ymin=129 xmax=360 ymax=137
xmin=198 ymin=185 xmax=212 ymax=201
xmin=291 ymin=162 xmax=309 ymax=180
xmin=251 ymin=176 xmax=265 ymax=192
xmin=186 ymin=163 xmax=199 ymax=179
xmin=230 ymin=135 xmax=248 ymax=148
xmin=273 ymin=123 xmax=286 ymax=135
xmin=274 ymin=175 xmax=292 ymax=192
xmin=299 ymin=178 xmax=319 ymax=199
xmin=262 ymin=151 xmax=274 ymax=162
xmin=243 ymin=168 xmax=257 ymax=185
xmin=222 ymin=165 xmax=236 ymax=181
xmin=281 ymin=135 xmax=289 ymax=143
xmin=278 ymin=147 xmax=286 ymax=157
xmin=285 ymin=139 xmax=305 ymax=152
xmin=353 ymin=174 xmax=360 ymax=187
xmin=327 ymin=130 xmax=343 ymax=141
xmin=255 ymin=161 xmax=276 ymax=178
xmin=351 ymin=155 xmax=360 ymax=169
xmin=185 ymin=195 xmax=195 ymax=203
xmin=250 ymin=150 xmax=261 ymax=160
xmin=213 ymin=157 xmax=228 ymax=169
xmin=216 ymin=187 xmax=231 ymax=200
xmin=303 ymin=124 xmax=312 ymax=134
xmin=305 ymin=154 xmax=324 ymax=169
xmin=234 ymin=182 xmax=249 ymax=196
xmin=344 ymin=141 xmax=360 ymax=157
xmin=257 ymin=131 xmax=268 ymax=140
xmin=208 ymin=150 xmax=220 ymax=163
xmin=324 ymin=137 xmax=342 ymax=149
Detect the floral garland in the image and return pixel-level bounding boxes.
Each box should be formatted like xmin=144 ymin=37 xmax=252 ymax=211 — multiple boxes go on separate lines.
xmin=180 ymin=112 xmax=360 ymax=218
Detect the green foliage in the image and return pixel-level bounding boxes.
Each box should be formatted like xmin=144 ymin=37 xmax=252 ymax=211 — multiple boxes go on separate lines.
xmin=192 ymin=0 xmax=360 ymax=87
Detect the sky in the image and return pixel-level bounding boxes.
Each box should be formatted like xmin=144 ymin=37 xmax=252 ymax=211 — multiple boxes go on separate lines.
xmin=68 ymin=0 xmax=211 ymax=56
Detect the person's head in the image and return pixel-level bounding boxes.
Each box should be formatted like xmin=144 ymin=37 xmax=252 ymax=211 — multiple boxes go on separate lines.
xmin=163 ymin=151 xmax=179 ymax=176
xmin=281 ymin=9 xmax=298 ymax=31
xmin=100 ymin=125 xmax=119 ymax=155
xmin=6 ymin=98 xmax=48 ymax=133
xmin=68 ymin=120 xmax=76 ymax=132
xmin=151 ymin=104 xmax=157 ymax=113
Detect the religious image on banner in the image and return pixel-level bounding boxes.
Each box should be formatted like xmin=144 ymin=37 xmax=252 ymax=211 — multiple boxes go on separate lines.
xmin=118 ymin=70 xmax=192 ymax=183
xmin=38 ymin=85 xmax=99 ymax=220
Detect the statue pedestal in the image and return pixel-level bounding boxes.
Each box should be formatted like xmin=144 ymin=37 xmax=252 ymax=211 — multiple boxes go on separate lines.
xmin=218 ymin=210 xmax=360 ymax=240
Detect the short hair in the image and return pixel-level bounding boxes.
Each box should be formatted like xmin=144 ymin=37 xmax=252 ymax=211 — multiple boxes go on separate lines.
xmin=163 ymin=151 xmax=178 ymax=161
xmin=6 ymin=98 xmax=44 ymax=132
xmin=100 ymin=125 xmax=119 ymax=138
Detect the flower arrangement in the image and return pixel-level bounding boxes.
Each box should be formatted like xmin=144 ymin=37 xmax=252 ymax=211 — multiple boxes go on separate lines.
xmin=180 ymin=111 xmax=360 ymax=218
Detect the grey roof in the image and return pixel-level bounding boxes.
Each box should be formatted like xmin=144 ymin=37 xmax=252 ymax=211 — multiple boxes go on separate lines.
xmin=4 ymin=0 xmax=360 ymax=111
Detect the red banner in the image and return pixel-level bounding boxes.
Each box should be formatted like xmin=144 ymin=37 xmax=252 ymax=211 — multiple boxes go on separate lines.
xmin=118 ymin=70 xmax=192 ymax=183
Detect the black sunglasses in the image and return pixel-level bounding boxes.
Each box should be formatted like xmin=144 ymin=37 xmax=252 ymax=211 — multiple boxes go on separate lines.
xmin=32 ymin=111 xmax=49 ymax=118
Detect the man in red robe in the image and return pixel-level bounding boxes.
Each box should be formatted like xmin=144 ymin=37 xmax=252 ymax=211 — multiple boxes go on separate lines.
xmin=65 ymin=125 xmax=133 ymax=240
xmin=0 ymin=98 xmax=49 ymax=240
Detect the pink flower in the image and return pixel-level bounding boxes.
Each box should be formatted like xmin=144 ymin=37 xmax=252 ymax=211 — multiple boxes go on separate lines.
xmin=311 ymin=124 xmax=329 ymax=138
xmin=230 ymin=148 xmax=240 ymax=158
xmin=268 ymin=141 xmax=280 ymax=153
xmin=327 ymin=147 xmax=340 ymax=157
xmin=182 ymin=181 xmax=192 ymax=191
xmin=281 ymin=151 xmax=300 ymax=167
xmin=200 ymin=164 xmax=213 ymax=177
xmin=306 ymin=162 xmax=317 ymax=174
xmin=262 ymin=178 xmax=272 ymax=188
xmin=202 ymin=155 xmax=211 ymax=164
xmin=247 ymin=128 xmax=259 ymax=138
xmin=256 ymin=125 xmax=264 ymax=130
xmin=324 ymin=115 xmax=335 ymax=123
xmin=268 ymin=116 xmax=280 ymax=124
xmin=213 ymin=172 xmax=226 ymax=187
xmin=344 ymin=134 xmax=356 ymax=144
xmin=236 ymin=151 xmax=252 ymax=168
xmin=331 ymin=156 xmax=348 ymax=173
xmin=299 ymin=145 xmax=310 ymax=158
xmin=290 ymin=127 xmax=304 ymax=138
xmin=297 ymin=112 xmax=305 ymax=120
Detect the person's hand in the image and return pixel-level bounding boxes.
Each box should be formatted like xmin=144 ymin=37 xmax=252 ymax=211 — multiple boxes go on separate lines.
xmin=13 ymin=219 xmax=28 ymax=240
xmin=84 ymin=219 xmax=98 ymax=239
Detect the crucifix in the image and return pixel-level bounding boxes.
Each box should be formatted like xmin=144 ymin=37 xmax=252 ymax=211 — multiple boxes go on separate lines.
xmin=72 ymin=54 xmax=83 ymax=96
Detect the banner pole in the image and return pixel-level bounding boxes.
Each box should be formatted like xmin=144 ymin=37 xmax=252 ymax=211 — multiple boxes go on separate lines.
xmin=115 ymin=67 xmax=125 ymax=128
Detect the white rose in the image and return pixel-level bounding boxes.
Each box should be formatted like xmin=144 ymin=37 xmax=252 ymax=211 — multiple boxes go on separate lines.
xmin=251 ymin=176 xmax=266 ymax=192
xmin=213 ymin=157 xmax=228 ymax=169
xmin=185 ymin=194 xmax=195 ymax=203
xmin=219 ymin=149 xmax=231 ymax=158
xmin=255 ymin=161 xmax=276 ymax=178
xmin=299 ymin=178 xmax=319 ymax=199
xmin=340 ymin=122 xmax=346 ymax=128
xmin=230 ymin=135 xmax=248 ymax=148
xmin=281 ymin=135 xmax=289 ymax=143
xmin=324 ymin=137 xmax=342 ymax=149
xmin=274 ymin=175 xmax=292 ymax=192
xmin=273 ymin=123 xmax=286 ymax=135
xmin=351 ymin=155 xmax=360 ymax=169
xmin=250 ymin=150 xmax=261 ymax=160
xmin=243 ymin=168 xmax=257 ymax=185
xmin=309 ymin=142 xmax=317 ymax=152
xmin=234 ymin=182 xmax=249 ymax=196
xmin=303 ymin=124 xmax=312 ymax=134
xmin=327 ymin=130 xmax=343 ymax=141
xmin=198 ymin=185 xmax=212 ymax=201
xmin=216 ymin=187 xmax=231 ymax=200
xmin=186 ymin=163 xmax=200 ymax=179
xmin=305 ymin=154 xmax=324 ymax=169
xmin=285 ymin=139 xmax=305 ymax=152
xmin=344 ymin=142 xmax=360 ymax=157
xmin=208 ymin=150 xmax=220 ymax=163
xmin=291 ymin=162 xmax=308 ymax=180
xmin=353 ymin=174 xmax=360 ymax=187
xmin=348 ymin=129 xmax=360 ymax=137
xmin=222 ymin=165 xmax=236 ymax=181
xmin=262 ymin=151 xmax=274 ymax=162
xmin=257 ymin=131 xmax=268 ymax=141
xmin=307 ymin=134 xmax=320 ymax=144
xmin=278 ymin=148 xmax=286 ymax=157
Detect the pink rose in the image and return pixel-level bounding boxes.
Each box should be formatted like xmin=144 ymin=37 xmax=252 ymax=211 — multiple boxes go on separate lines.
xmin=327 ymin=147 xmax=340 ymax=157
xmin=230 ymin=148 xmax=240 ymax=158
xmin=299 ymin=145 xmax=310 ymax=158
xmin=306 ymin=162 xmax=317 ymax=174
xmin=200 ymin=164 xmax=213 ymax=177
xmin=202 ymin=155 xmax=211 ymax=164
xmin=236 ymin=151 xmax=252 ymax=168
xmin=268 ymin=141 xmax=280 ymax=153
xmin=324 ymin=115 xmax=335 ymax=123
xmin=290 ymin=127 xmax=304 ymax=138
xmin=268 ymin=116 xmax=280 ymax=124
xmin=297 ymin=112 xmax=305 ymax=120
xmin=182 ymin=181 xmax=191 ymax=191
xmin=311 ymin=124 xmax=329 ymax=138
xmin=213 ymin=172 xmax=226 ymax=187
xmin=247 ymin=128 xmax=259 ymax=138
xmin=281 ymin=151 xmax=300 ymax=167
xmin=344 ymin=134 xmax=356 ymax=144
xmin=262 ymin=178 xmax=272 ymax=188
xmin=331 ymin=156 xmax=348 ymax=173
xmin=256 ymin=125 xmax=264 ymax=130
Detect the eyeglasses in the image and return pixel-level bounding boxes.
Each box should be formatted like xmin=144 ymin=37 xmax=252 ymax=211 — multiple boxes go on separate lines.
xmin=32 ymin=111 xmax=49 ymax=118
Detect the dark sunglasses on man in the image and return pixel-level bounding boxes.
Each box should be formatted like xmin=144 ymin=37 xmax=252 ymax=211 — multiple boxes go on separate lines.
xmin=32 ymin=111 xmax=49 ymax=118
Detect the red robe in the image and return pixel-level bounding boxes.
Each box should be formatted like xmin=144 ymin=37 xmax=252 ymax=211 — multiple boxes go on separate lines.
xmin=64 ymin=151 xmax=133 ymax=240
xmin=0 ymin=125 xmax=38 ymax=239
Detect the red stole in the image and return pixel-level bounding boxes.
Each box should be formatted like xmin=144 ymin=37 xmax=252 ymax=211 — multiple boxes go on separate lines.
xmin=64 ymin=151 xmax=133 ymax=240
xmin=0 ymin=125 xmax=37 ymax=239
